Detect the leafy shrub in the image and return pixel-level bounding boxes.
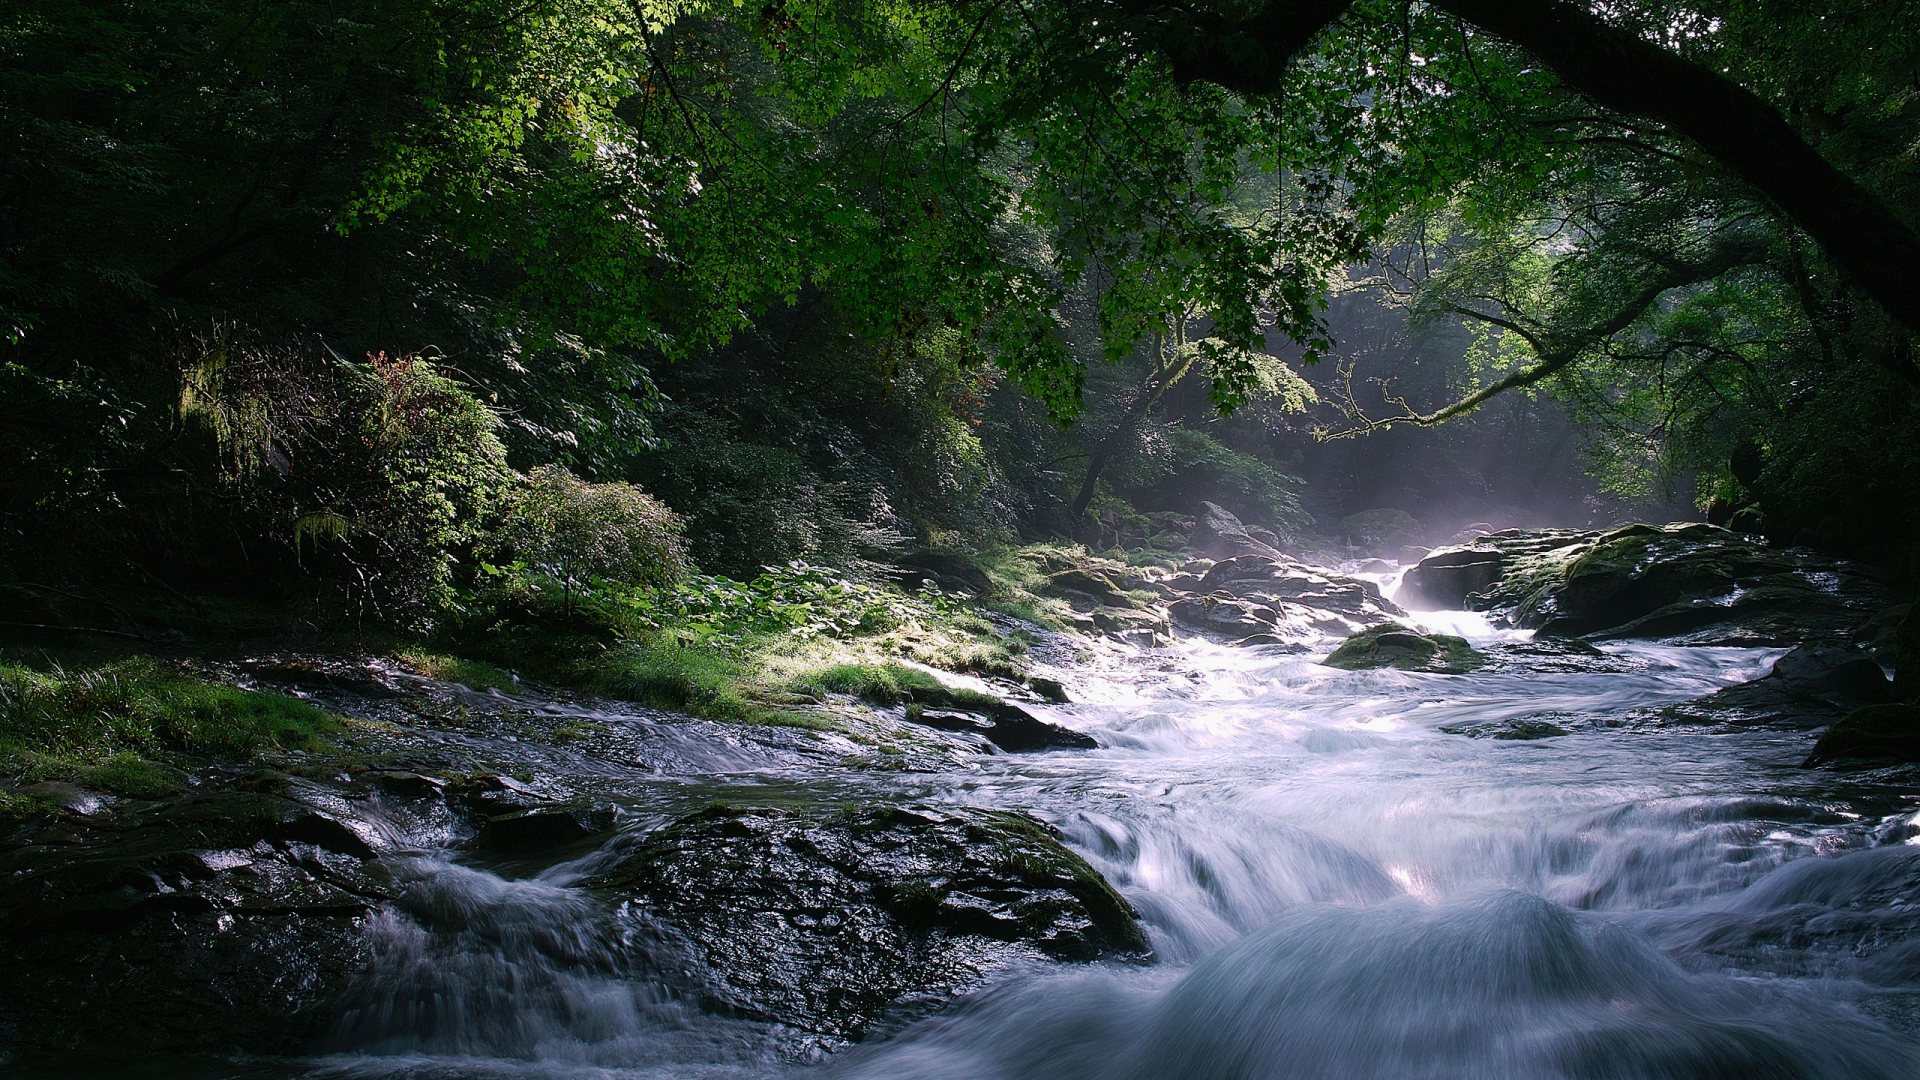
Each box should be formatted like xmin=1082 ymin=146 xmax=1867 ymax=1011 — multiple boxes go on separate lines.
xmin=325 ymin=352 xmax=515 ymax=619
xmin=490 ymin=465 xmax=690 ymax=591
xmin=615 ymin=562 xmax=907 ymax=649
xmin=177 ymin=336 xmax=516 ymax=623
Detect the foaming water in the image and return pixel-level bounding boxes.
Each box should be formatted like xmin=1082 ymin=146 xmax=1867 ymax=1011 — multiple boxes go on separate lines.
xmin=305 ymin=627 xmax=1920 ymax=1078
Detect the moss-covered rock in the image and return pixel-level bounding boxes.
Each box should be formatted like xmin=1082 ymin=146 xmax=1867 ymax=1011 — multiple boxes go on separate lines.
xmin=1323 ymin=623 xmax=1484 ymax=674
xmin=1429 ymin=524 xmax=1891 ymax=646
xmin=588 ymin=803 xmax=1147 ymax=1038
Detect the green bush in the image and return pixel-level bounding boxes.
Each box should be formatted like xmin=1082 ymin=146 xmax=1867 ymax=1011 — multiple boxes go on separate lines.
xmin=613 ymin=563 xmax=908 ymax=649
xmin=177 ymin=339 xmax=516 ymax=623
xmin=490 ymin=465 xmax=690 ymax=591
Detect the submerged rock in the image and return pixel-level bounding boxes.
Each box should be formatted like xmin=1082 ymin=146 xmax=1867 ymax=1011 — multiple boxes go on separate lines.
xmin=1323 ymin=623 xmax=1484 ymax=674
xmin=591 ymin=803 xmax=1147 ymax=1038
xmin=1804 ymin=704 xmax=1920 ymax=768
xmin=1439 ymin=718 xmax=1571 ymax=740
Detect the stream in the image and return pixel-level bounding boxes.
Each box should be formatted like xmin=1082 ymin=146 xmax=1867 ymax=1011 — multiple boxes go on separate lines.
xmin=288 ymin=604 xmax=1920 ymax=1079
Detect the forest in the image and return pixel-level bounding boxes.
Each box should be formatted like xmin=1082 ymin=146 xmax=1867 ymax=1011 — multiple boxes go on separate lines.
xmin=2 ymin=2 xmax=1918 ymax=1077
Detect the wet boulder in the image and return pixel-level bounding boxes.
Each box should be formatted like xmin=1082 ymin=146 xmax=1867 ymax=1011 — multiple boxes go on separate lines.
xmin=902 ymin=701 xmax=1097 ymax=752
xmin=0 ymin=786 xmax=388 ymax=1058
xmin=1439 ymin=718 xmax=1571 ymax=740
xmin=1457 ymin=524 xmax=1890 ymax=646
xmin=1192 ymin=501 xmax=1289 ymax=561
xmin=896 ymin=683 xmax=1096 ymax=751
xmin=1804 ymin=704 xmax=1920 ymax=768
xmin=477 ymin=802 xmax=618 ymax=853
xmin=591 ymin=804 xmax=1147 ymax=1039
xmin=1090 ymin=604 xmax=1170 ymax=647
xmin=1197 ymin=555 xmax=1406 ymax=637
xmin=1323 ymin=623 xmax=1484 ymax=675
xmin=1169 ymin=594 xmax=1279 ymax=637
xmin=1695 ymin=645 xmax=1893 ymax=729
xmin=1398 ymin=547 xmax=1507 ymax=611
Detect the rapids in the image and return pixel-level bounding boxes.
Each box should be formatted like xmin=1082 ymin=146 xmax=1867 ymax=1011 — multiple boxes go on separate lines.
xmin=295 ymin=610 xmax=1920 ymax=1079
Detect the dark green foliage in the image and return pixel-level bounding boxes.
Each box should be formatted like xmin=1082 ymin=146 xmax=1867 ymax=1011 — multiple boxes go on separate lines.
xmin=3 ymin=0 xmax=1915 ymax=622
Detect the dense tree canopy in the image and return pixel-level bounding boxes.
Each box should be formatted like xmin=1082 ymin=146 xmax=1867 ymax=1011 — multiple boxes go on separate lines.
xmin=2 ymin=0 xmax=1915 ymax=606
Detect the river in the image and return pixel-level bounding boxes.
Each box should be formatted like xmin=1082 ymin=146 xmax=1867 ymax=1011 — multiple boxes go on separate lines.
xmin=290 ymin=605 xmax=1920 ymax=1079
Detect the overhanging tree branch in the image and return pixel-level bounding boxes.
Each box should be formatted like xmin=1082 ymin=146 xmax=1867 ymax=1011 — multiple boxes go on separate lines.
xmin=1320 ymin=232 xmax=1772 ymax=438
xmin=1121 ymin=0 xmax=1920 ymax=334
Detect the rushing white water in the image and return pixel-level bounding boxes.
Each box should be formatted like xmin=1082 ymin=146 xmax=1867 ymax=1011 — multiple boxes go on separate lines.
xmin=303 ymin=618 xmax=1920 ymax=1079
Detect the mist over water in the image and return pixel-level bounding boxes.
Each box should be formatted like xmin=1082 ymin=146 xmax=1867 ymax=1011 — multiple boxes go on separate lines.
xmin=299 ymin=602 xmax=1920 ymax=1080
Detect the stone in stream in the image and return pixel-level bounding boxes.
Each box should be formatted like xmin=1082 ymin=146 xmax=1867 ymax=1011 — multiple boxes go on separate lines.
xmin=1191 ymin=501 xmax=1290 ymax=561
xmin=1803 ymin=704 xmax=1920 ymax=768
xmin=591 ymin=803 xmax=1148 ymax=1039
xmin=1689 ymin=644 xmax=1893 ymax=729
xmin=1398 ymin=546 xmax=1508 ymax=610
xmin=1169 ymin=594 xmax=1280 ymax=636
xmin=895 ymin=683 xmax=1097 ymax=751
xmin=0 ymin=784 xmax=389 ymax=1058
xmin=1322 ymin=623 xmax=1484 ymax=675
xmin=1414 ymin=523 xmax=1891 ymax=647
xmin=1439 ymin=718 xmax=1572 ymax=740
xmin=478 ymin=802 xmax=618 ymax=852
xmin=1191 ymin=554 xmax=1406 ymax=640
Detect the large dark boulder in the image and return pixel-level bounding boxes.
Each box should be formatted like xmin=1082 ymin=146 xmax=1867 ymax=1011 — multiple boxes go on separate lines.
xmin=0 ymin=785 xmax=389 ymax=1059
xmin=1449 ymin=524 xmax=1890 ymax=646
xmin=1804 ymin=704 xmax=1920 ymax=768
xmin=1192 ymin=501 xmax=1289 ymax=561
xmin=589 ymin=803 xmax=1147 ymax=1039
xmin=1323 ymin=623 xmax=1484 ymax=675
xmin=1697 ymin=645 xmax=1894 ymax=728
xmin=1398 ymin=547 xmax=1507 ymax=610
xmin=897 ymin=683 xmax=1097 ymax=751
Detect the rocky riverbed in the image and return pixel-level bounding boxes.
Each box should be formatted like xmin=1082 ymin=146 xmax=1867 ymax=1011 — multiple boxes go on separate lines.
xmin=3 ymin=521 xmax=1917 ymax=1077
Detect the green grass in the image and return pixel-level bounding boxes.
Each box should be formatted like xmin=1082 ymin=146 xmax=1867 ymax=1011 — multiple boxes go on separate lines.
xmin=575 ymin=642 xmax=835 ymax=730
xmin=788 ymin=661 xmax=946 ymax=704
xmin=396 ymin=649 xmax=519 ymax=693
xmin=0 ymin=656 xmax=341 ymax=799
